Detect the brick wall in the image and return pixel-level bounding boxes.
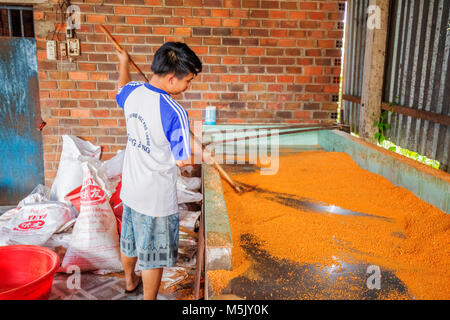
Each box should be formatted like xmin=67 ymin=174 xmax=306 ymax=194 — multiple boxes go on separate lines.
xmin=33 ymin=0 xmax=345 ymax=186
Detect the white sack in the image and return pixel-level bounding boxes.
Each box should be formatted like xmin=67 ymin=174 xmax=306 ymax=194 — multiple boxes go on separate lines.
xmin=0 ymin=202 xmax=78 ymax=246
xmin=50 ymin=135 xmax=101 ymax=202
xmin=177 ymin=188 xmax=203 ymax=204
xmin=18 ymin=184 xmax=52 ymax=207
xmin=100 ymin=149 xmax=125 ymax=179
xmin=60 ymin=161 xmax=122 ymax=273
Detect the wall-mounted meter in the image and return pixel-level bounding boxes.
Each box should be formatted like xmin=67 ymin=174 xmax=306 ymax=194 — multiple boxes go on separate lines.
xmin=46 ymin=40 xmax=57 ymax=60
xmin=59 ymin=42 xmax=67 ymax=58
xmin=67 ymin=38 xmax=80 ymax=57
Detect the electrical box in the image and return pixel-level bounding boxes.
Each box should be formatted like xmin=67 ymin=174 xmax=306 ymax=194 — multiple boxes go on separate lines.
xmin=59 ymin=42 xmax=67 ymax=58
xmin=46 ymin=40 xmax=57 ymax=60
xmin=67 ymin=38 xmax=80 ymax=57
xmin=66 ymin=27 xmax=73 ymax=39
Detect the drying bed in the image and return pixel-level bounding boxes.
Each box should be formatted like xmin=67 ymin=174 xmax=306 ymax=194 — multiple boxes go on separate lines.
xmin=203 ymin=127 xmax=450 ymax=300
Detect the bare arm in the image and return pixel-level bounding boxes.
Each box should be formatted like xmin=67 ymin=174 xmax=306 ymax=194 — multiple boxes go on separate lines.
xmin=175 ymin=130 xmax=212 ymax=167
xmin=117 ymin=50 xmax=131 ymax=88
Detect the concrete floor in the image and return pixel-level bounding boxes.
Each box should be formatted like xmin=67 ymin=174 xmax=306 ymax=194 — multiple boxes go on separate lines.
xmin=49 ymin=271 xmax=197 ymax=300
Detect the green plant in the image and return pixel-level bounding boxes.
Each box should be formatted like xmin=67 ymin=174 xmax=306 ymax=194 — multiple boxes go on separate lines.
xmin=374 ymin=110 xmax=390 ymax=145
xmin=379 ymin=139 xmax=440 ymax=170
xmin=369 ymin=97 xmax=439 ymax=170
xmin=374 ymin=96 xmax=397 ymax=151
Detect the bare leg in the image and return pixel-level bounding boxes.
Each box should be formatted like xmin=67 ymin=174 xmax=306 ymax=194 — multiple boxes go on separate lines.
xmin=141 ymin=268 xmax=163 ymax=300
xmin=120 ymin=251 xmax=140 ymax=291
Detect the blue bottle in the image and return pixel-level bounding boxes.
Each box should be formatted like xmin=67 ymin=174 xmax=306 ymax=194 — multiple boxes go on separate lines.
xmin=205 ymin=106 xmax=216 ymax=125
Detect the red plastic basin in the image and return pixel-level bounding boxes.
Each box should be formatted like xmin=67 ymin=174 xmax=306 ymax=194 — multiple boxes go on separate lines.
xmin=0 ymin=245 xmax=60 ymax=300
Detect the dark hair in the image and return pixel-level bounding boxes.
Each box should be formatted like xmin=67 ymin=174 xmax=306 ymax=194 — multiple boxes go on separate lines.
xmin=151 ymin=42 xmax=202 ymax=79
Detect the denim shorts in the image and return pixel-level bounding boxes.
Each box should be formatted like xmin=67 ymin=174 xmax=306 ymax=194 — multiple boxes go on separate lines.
xmin=120 ymin=204 xmax=179 ymax=270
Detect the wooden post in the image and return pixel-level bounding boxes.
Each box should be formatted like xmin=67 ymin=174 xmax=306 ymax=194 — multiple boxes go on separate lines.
xmin=359 ymin=0 xmax=390 ymax=143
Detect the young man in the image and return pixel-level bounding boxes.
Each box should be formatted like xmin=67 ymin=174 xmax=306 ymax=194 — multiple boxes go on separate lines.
xmin=115 ymin=42 xmax=203 ymax=300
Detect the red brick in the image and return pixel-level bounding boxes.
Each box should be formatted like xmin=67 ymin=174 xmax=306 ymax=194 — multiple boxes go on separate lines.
xmin=318 ymin=40 xmax=335 ymax=48
xmin=289 ymin=11 xmax=307 ymax=20
xmin=174 ymin=27 xmax=191 ymax=36
xmin=269 ymin=11 xmax=286 ymax=19
xmin=135 ymin=7 xmax=153 ymax=15
xmin=247 ymin=47 xmax=264 ymax=56
xmin=127 ymin=16 xmax=145 ymax=24
xmin=240 ymin=75 xmax=257 ymax=82
xmin=259 ymin=75 xmax=275 ymax=82
xmin=80 ymin=119 xmax=98 ymax=126
xmin=99 ymin=119 xmax=118 ymax=127
xmin=270 ymin=29 xmax=288 ymax=37
xmin=277 ymin=75 xmax=294 ymax=83
xmin=308 ymin=12 xmax=326 ymax=20
xmin=300 ymin=2 xmax=317 ymax=10
xmin=49 ymin=91 xmax=69 ymax=99
xmin=90 ymin=73 xmax=109 ymax=81
xmin=92 ymin=109 xmax=110 ymax=117
xmin=184 ymin=18 xmax=203 ymax=26
xmin=71 ymin=91 xmax=90 ymax=99
xmin=78 ymin=82 xmax=96 ymax=90
xmin=295 ymin=76 xmax=313 ymax=84
xmin=294 ymin=111 xmax=312 ymax=118
xmin=71 ymin=109 xmax=91 ymax=118
xmin=300 ymin=21 xmax=318 ymax=29
xmin=115 ymin=6 xmax=133 ymax=14
xmin=153 ymin=27 xmax=171 ymax=35
xmin=86 ymin=14 xmax=106 ymax=23
xmin=324 ymin=85 xmax=340 ymax=93
xmin=231 ymin=9 xmax=249 ymax=18
xmin=222 ymin=19 xmax=240 ymax=27
xmin=40 ymin=81 xmax=57 ymax=89
xmin=145 ymin=0 xmax=162 ymax=4
xmin=221 ymin=75 xmax=238 ymax=82
xmin=212 ymin=9 xmax=229 ymax=17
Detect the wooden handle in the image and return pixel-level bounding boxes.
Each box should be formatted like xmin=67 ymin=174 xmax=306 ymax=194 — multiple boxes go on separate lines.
xmin=212 ymin=159 xmax=242 ymax=193
xmin=189 ymin=130 xmax=242 ymax=193
xmin=100 ymin=25 xmax=149 ymax=82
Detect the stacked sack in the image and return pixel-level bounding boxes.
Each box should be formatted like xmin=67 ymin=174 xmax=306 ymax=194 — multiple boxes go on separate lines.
xmin=0 ymin=135 xmax=204 ymax=280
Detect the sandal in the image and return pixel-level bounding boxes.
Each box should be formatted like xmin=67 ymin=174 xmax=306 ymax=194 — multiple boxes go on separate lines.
xmin=124 ymin=277 xmax=142 ymax=294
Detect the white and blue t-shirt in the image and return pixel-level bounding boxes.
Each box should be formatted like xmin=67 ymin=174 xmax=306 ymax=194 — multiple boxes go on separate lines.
xmin=116 ymin=81 xmax=191 ymax=217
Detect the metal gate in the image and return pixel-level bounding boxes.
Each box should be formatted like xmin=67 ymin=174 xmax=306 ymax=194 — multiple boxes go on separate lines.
xmin=384 ymin=0 xmax=450 ymax=172
xmin=0 ymin=5 xmax=44 ymax=205
xmin=342 ymin=0 xmax=370 ymax=136
xmin=342 ymin=0 xmax=450 ymax=172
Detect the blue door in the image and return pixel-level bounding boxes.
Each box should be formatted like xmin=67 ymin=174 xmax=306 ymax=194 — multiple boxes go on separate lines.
xmin=0 ymin=24 xmax=44 ymax=204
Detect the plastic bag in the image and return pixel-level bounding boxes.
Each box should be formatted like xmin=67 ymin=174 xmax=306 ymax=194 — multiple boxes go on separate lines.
xmin=160 ymin=267 xmax=189 ymax=290
xmin=0 ymin=202 xmax=78 ymax=246
xmin=60 ymin=161 xmax=122 ymax=273
xmin=176 ymin=166 xmax=202 ymax=203
xmin=0 ymin=207 xmax=20 ymax=225
xmin=50 ymin=135 xmax=101 ymax=202
xmin=18 ymin=184 xmax=52 ymax=207
xmin=179 ymin=165 xmax=195 ymax=176
xmin=177 ymin=167 xmax=201 ymax=192
xmin=100 ymin=149 xmax=125 ymax=179
xmin=177 ymin=188 xmax=203 ymax=204
xmin=179 ymin=210 xmax=201 ymax=231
